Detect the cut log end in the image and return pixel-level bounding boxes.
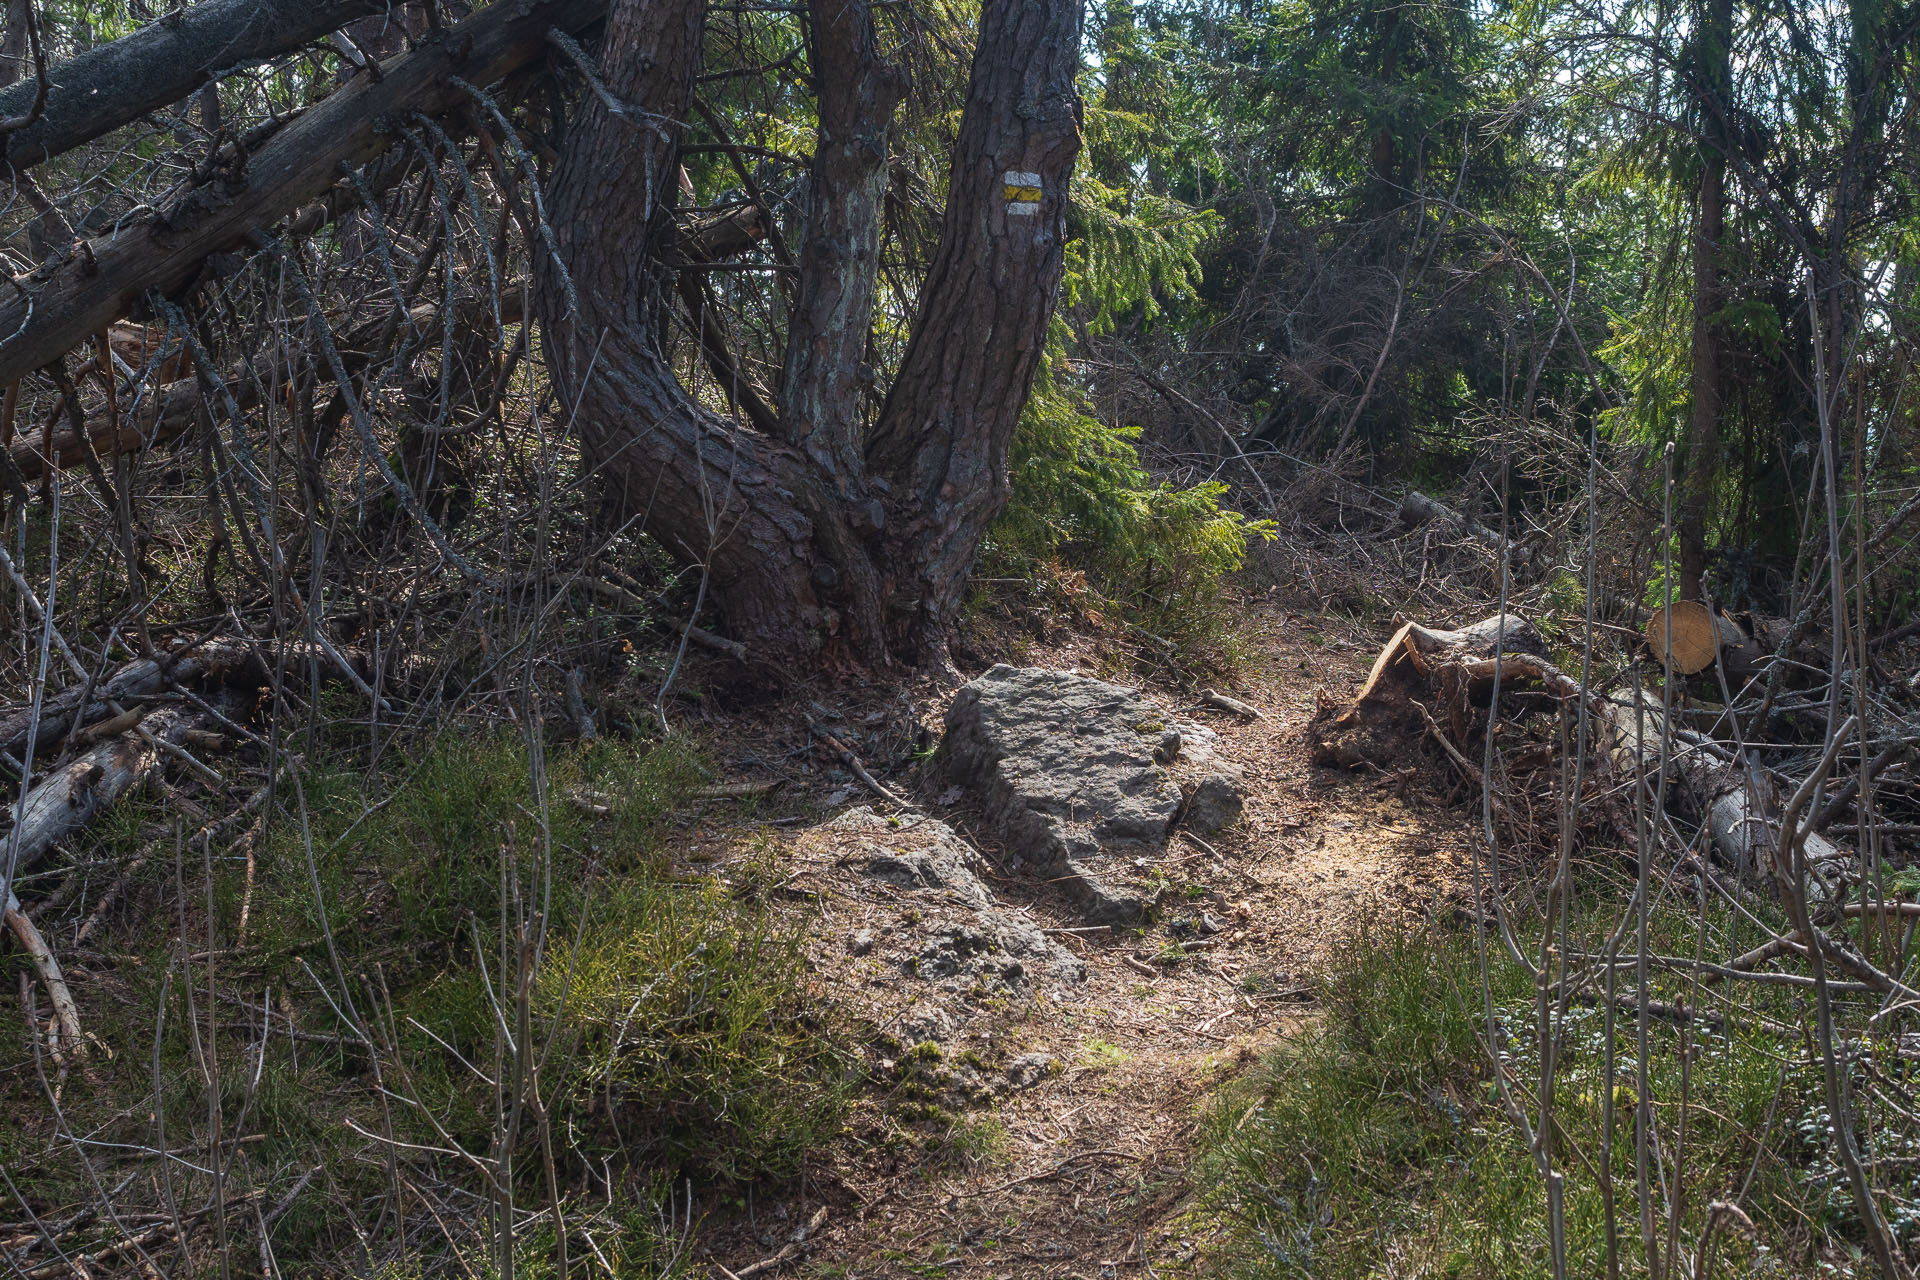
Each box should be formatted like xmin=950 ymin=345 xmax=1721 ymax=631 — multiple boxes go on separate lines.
xmin=1645 ymin=601 xmax=1722 ymax=675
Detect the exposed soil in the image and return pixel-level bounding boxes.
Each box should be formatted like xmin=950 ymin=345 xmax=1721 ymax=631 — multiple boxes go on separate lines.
xmin=680 ymin=600 xmax=1477 ymax=1279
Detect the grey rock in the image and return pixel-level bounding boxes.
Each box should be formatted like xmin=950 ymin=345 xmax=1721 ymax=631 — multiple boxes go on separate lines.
xmin=1184 ymin=771 xmax=1246 ymax=834
xmin=1004 ymin=1052 xmax=1059 ymax=1090
xmin=940 ymin=666 xmax=1187 ymax=923
xmin=837 ymin=808 xmax=992 ymax=912
xmin=1154 ymin=726 xmax=1183 ymax=764
xmin=899 ymin=1002 xmax=953 ymax=1044
xmin=1172 ymin=720 xmax=1219 ymax=769
xmin=850 ymin=929 xmax=875 ymax=956
xmin=832 ymin=807 xmax=1085 ymax=992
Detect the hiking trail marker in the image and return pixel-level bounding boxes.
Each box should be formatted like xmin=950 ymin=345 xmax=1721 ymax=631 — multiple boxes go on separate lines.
xmin=1003 ymin=170 xmax=1042 ymax=216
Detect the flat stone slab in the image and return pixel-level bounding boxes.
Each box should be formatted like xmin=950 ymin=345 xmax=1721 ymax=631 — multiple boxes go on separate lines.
xmin=829 ymin=806 xmax=1085 ymax=993
xmin=940 ymin=665 xmax=1228 ymax=923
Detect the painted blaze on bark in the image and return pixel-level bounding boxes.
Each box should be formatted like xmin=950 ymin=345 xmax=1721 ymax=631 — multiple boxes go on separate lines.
xmin=536 ymin=0 xmax=1085 ymax=669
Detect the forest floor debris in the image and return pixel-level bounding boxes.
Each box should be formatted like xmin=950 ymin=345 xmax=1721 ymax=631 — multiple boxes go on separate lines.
xmin=675 ymin=601 xmax=1474 ymax=1279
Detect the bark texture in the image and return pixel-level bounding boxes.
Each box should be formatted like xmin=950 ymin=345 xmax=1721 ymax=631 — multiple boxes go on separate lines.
xmin=0 ymin=0 xmax=30 ymax=91
xmin=539 ymin=0 xmax=1086 ymax=665
xmin=0 ymin=0 xmax=386 ymax=170
xmin=866 ymin=0 xmax=1085 ymax=656
xmin=779 ymin=0 xmax=903 ymax=494
xmin=773 ymin=0 xmax=906 ymax=655
xmin=535 ymin=0 xmax=830 ymax=656
xmin=1678 ymin=0 xmax=1731 ymax=601
xmin=0 ymin=697 xmax=246 ymax=885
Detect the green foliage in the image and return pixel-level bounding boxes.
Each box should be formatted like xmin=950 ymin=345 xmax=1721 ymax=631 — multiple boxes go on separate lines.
xmin=995 ymin=379 xmax=1272 ymax=638
xmin=250 ymin=733 xmax=847 ymax=1183
xmin=1067 ymin=101 xmax=1219 ymax=337
xmin=547 ymin=868 xmax=848 ymax=1181
xmin=989 ymin=88 xmax=1272 ymax=643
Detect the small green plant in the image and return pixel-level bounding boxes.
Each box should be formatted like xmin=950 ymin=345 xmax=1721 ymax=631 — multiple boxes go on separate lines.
xmin=945 ymin=1115 xmax=1012 ymax=1169
xmin=1080 ymin=1037 xmax=1130 ymax=1067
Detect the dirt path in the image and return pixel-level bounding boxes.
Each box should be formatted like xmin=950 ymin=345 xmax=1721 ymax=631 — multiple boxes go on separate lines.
xmin=694 ymin=608 xmax=1473 ymax=1280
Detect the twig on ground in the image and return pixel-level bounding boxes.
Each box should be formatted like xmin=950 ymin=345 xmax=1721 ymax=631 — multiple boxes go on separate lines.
xmin=1199 ymin=688 xmax=1263 ymax=719
xmin=713 ymin=1206 xmax=830 ymax=1278
xmin=956 ymin=1150 xmax=1141 ymax=1199
xmin=6 ymin=890 xmax=86 ymax=1058
xmin=810 ymin=722 xmax=914 ymax=811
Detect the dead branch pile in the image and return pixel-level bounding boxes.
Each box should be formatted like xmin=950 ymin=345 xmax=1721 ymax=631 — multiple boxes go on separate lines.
xmin=1313 ymin=608 xmax=1920 ymax=1008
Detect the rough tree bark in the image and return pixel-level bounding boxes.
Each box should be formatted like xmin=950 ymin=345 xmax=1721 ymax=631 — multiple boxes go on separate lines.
xmin=864 ymin=0 xmax=1085 ymax=658
xmin=0 ymin=0 xmax=388 ymax=170
xmin=535 ymin=0 xmax=830 ymax=658
xmin=0 ymin=0 xmax=30 ymax=91
xmin=773 ymin=0 xmax=906 ymax=653
xmin=780 ymin=0 xmax=904 ymax=491
xmin=539 ymin=0 xmax=1086 ymax=666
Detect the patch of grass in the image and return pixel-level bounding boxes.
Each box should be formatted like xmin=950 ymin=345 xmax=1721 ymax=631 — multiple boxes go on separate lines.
xmin=1195 ymin=911 xmax=1858 ymax=1278
xmin=941 ymin=1115 xmax=1012 ymax=1171
xmin=2 ymin=729 xmax=848 ymax=1275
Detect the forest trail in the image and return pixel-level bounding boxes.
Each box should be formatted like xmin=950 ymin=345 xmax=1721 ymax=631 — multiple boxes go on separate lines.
xmin=693 ymin=605 xmax=1476 ymax=1279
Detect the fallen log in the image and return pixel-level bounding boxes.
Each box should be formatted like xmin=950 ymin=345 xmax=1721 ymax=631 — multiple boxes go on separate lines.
xmin=0 ymin=0 xmax=605 ymax=387
xmin=0 ymin=687 xmax=259 ymax=1066
xmin=1398 ymin=491 xmax=1538 ymax=565
xmin=0 ymin=0 xmax=388 ymax=172
xmin=1199 ymin=688 xmax=1263 ymax=719
xmin=0 ymin=636 xmax=258 ymax=761
xmin=1599 ymin=687 xmax=1849 ymax=886
xmin=1400 ymin=491 xmax=1502 ymax=549
xmin=0 ymin=635 xmax=384 ymax=762
xmin=1639 ymin=601 xmax=1788 ymax=684
xmin=1311 ymin=612 xmax=1850 ymax=891
xmin=8 ymin=366 xmax=214 ymax=481
xmin=10 ymin=289 xmax=525 ymax=481
xmin=0 ymin=695 xmax=251 ymax=883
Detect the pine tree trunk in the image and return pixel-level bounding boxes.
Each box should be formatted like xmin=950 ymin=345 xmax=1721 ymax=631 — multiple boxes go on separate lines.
xmin=867 ymin=0 xmax=1085 ymax=660
xmin=0 ymin=0 xmax=31 ymax=90
xmin=1679 ymin=0 xmax=1731 ymax=602
xmin=533 ymin=0 xmax=829 ymax=658
xmin=776 ymin=0 xmax=906 ymax=658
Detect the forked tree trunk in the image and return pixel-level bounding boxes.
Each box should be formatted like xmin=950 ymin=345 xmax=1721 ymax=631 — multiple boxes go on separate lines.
xmin=537 ymin=0 xmax=1085 ymax=667
xmin=774 ymin=0 xmax=907 ymax=656
xmin=534 ymin=0 xmax=831 ymax=657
